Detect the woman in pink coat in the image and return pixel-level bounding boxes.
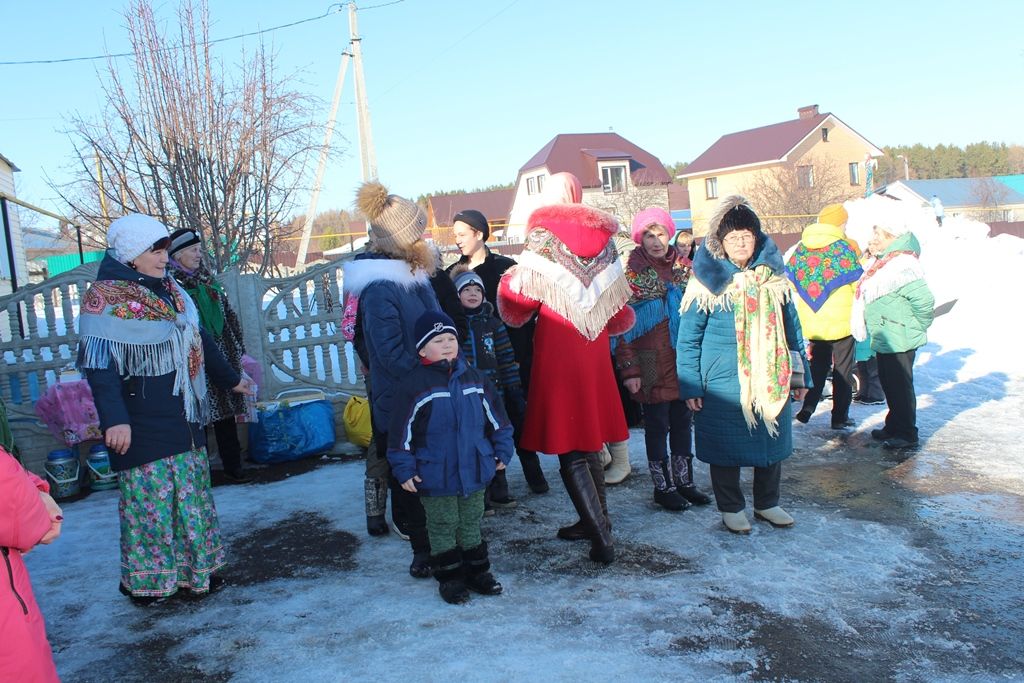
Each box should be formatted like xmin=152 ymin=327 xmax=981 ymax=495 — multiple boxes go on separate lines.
xmin=1 ymin=448 xmax=63 ymax=682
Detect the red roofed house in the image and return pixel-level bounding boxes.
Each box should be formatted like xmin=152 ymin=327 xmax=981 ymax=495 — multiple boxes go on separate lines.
xmin=426 ymin=188 xmax=515 ymax=246
xmin=507 ymin=133 xmax=678 ymax=240
xmin=678 ymin=105 xmax=883 ymax=235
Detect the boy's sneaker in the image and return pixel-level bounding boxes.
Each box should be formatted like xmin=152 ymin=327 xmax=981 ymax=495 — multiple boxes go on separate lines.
xmin=854 ymin=396 xmax=886 ymax=405
xmin=831 ymin=418 xmax=856 ymax=430
xmin=795 ymin=410 xmax=811 ymax=424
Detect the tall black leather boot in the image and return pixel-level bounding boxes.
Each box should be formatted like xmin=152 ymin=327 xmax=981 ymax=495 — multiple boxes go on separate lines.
xmin=559 ymin=452 xmax=614 ymax=564
xmin=557 ymin=452 xmax=612 ymax=541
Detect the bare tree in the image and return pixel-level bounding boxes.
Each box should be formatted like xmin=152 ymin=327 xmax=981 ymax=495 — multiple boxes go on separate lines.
xmin=969 ymin=177 xmax=1011 ymax=222
xmin=742 ymin=158 xmax=859 ymax=233
xmin=55 ymin=0 xmax=319 ymax=273
xmin=589 ymin=181 xmax=670 ymax=229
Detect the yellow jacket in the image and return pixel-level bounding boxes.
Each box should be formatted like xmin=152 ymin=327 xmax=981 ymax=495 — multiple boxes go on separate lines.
xmin=790 ymin=223 xmax=860 ymax=341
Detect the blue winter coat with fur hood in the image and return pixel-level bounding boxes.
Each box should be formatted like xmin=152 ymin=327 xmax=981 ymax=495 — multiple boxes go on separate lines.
xmin=342 ymin=253 xmax=440 ymax=427
xmin=676 ymin=233 xmax=810 ymax=468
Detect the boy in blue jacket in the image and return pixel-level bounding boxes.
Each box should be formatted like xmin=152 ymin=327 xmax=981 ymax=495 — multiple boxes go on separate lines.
xmin=388 ymin=311 xmax=514 ymax=604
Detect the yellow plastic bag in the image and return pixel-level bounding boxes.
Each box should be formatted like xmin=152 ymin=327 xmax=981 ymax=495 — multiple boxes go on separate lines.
xmin=342 ymin=395 xmax=372 ymax=448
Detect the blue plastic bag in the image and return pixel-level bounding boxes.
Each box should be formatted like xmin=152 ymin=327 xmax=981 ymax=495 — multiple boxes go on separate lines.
xmin=248 ymin=399 xmax=336 ymax=464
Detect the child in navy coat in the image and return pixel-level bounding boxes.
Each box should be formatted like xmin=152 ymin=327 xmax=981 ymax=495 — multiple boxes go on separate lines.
xmin=388 ymin=311 xmax=514 ymax=604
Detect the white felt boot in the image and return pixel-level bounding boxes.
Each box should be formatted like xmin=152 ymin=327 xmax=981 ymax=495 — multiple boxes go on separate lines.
xmin=722 ymin=511 xmax=751 ymax=534
xmin=602 ymin=440 xmax=632 ymax=485
xmin=754 ymin=506 xmax=794 ymax=528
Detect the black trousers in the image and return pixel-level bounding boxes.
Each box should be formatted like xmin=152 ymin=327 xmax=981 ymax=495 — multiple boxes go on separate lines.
xmin=800 ymin=336 xmax=855 ymax=420
xmin=709 ymin=462 xmax=781 ymax=513
xmin=640 ymin=400 xmax=692 ymax=463
xmin=213 ymin=418 xmax=242 ymax=471
xmin=373 ymin=424 xmax=429 ymax=554
xmin=876 ymin=350 xmax=919 ymax=441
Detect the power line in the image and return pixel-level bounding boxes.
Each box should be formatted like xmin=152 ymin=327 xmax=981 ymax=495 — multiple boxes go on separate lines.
xmin=0 ymin=1 xmax=405 ymax=67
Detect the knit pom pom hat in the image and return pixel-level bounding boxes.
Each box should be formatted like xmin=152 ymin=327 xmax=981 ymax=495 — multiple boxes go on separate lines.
xmin=106 ymin=214 xmax=171 ymax=264
xmin=630 ymin=206 xmax=676 ymax=244
xmin=356 ymin=181 xmax=427 ymax=256
xmin=453 ymin=270 xmax=485 ymax=294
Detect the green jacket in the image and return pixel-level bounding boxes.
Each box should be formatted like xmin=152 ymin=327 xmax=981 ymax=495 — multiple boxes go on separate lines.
xmin=862 ymin=234 xmax=934 ymax=354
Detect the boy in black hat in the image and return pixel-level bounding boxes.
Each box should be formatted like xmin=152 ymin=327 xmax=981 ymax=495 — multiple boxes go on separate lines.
xmin=387 ymin=310 xmax=514 ymax=604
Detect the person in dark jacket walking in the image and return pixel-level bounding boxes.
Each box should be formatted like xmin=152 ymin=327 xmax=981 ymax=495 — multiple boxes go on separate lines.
xmin=79 ymin=214 xmax=253 ymax=602
xmin=445 ymin=209 xmax=548 ymax=494
xmin=343 ymin=181 xmax=442 ymax=577
xmin=388 ymin=311 xmax=514 ymax=604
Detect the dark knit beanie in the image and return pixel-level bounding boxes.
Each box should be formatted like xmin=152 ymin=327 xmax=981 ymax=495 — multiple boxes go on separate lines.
xmin=168 ymin=228 xmax=201 ymax=257
xmin=716 ymin=204 xmax=761 ymax=242
xmin=452 ymin=209 xmax=490 ymax=242
xmin=414 ymin=310 xmax=459 ymax=351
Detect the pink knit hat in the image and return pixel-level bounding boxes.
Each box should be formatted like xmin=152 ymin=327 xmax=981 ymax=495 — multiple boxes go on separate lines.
xmin=630 ymin=207 xmax=676 ymax=244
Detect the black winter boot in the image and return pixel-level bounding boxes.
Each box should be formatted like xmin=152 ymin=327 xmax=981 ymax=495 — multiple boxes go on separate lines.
xmin=408 ymin=527 xmax=432 ymax=579
xmin=364 ymin=477 xmax=390 ymax=536
xmin=649 ymin=461 xmax=690 ymax=511
xmin=670 ymin=454 xmax=711 ymax=506
xmin=432 ymin=547 xmax=470 ymax=604
xmin=487 ymin=469 xmax=517 ymax=509
xmin=559 ymin=453 xmax=614 ymax=564
xmin=518 ymin=450 xmax=550 ymax=494
xmin=462 ymin=542 xmax=502 ymax=595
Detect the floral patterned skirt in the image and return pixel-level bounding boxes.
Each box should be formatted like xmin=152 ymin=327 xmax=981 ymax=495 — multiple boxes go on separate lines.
xmin=117 ymin=448 xmax=225 ymax=596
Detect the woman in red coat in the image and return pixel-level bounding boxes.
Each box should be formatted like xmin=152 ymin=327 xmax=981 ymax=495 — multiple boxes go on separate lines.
xmin=1 ymin=449 xmax=63 ymax=683
xmin=498 ymin=172 xmax=634 ymax=564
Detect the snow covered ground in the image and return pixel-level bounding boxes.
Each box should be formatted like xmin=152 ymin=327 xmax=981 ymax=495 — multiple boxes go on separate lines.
xmin=23 ymin=207 xmax=1024 ymax=682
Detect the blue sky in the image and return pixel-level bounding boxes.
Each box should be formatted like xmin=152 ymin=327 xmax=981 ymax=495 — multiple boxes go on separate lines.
xmin=2 ymin=0 xmax=1022 ymax=222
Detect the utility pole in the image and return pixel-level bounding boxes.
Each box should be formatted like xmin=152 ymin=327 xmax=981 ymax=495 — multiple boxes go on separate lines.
xmin=294 ymin=2 xmax=377 ymax=271
xmin=350 ymin=2 xmax=377 ymax=182
xmin=296 ymin=48 xmax=352 ymax=269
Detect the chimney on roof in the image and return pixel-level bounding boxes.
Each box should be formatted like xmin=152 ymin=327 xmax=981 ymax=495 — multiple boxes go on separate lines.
xmin=798 ymin=104 xmax=820 ymax=119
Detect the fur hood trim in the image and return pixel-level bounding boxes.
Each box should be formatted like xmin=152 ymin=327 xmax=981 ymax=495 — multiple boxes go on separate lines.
xmin=703 ymin=195 xmax=765 ymax=259
xmin=342 ymin=258 xmax=431 ymax=297
xmin=692 ymin=233 xmax=785 ymax=295
xmin=527 ymin=204 xmax=619 ymax=258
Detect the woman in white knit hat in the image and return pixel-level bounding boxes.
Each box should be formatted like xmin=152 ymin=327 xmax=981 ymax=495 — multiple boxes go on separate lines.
xmin=79 ymin=213 xmax=253 ymax=603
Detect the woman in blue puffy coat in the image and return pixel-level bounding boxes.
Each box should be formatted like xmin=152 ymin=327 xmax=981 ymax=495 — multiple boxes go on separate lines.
xmin=676 ymin=196 xmax=810 ymax=534
xmin=342 ymin=181 xmax=442 ymax=578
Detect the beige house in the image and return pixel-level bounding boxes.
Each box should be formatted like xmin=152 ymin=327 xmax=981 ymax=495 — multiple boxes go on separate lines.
xmin=679 ymin=105 xmax=883 ymax=235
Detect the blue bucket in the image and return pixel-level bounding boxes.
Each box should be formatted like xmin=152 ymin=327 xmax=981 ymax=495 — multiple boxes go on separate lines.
xmin=87 ymin=444 xmax=118 ymax=491
xmin=45 ymin=448 xmax=81 ymax=500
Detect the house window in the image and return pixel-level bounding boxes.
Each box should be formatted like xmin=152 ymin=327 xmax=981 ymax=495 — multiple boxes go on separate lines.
xmin=602 ymin=165 xmax=626 ymax=193
xmin=797 ymin=165 xmax=814 ymax=189
xmin=705 ymin=177 xmax=718 ymax=199
xmin=527 ymin=177 xmax=537 ymax=195
xmin=849 ymin=162 xmax=860 ymax=185
xmin=821 ymin=128 xmax=829 ymax=142
xmin=536 ymin=174 xmax=545 ymax=193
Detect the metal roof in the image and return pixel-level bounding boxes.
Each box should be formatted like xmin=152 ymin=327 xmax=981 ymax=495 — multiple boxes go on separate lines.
xmin=890 ymin=177 xmax=1024 ymax=206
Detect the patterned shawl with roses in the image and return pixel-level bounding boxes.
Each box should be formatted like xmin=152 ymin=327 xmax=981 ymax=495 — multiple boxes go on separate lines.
xmin=77 ymin=276 xmax=208 ymax=425
xmin=785 ymin=239 xmax=863 ymax=312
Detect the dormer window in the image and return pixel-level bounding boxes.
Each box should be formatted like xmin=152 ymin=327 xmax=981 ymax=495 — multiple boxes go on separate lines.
xmin=821 ymin=128 xmax=829 ymax=142
xmin=602 ymin=165 xmax=626 ymax=193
